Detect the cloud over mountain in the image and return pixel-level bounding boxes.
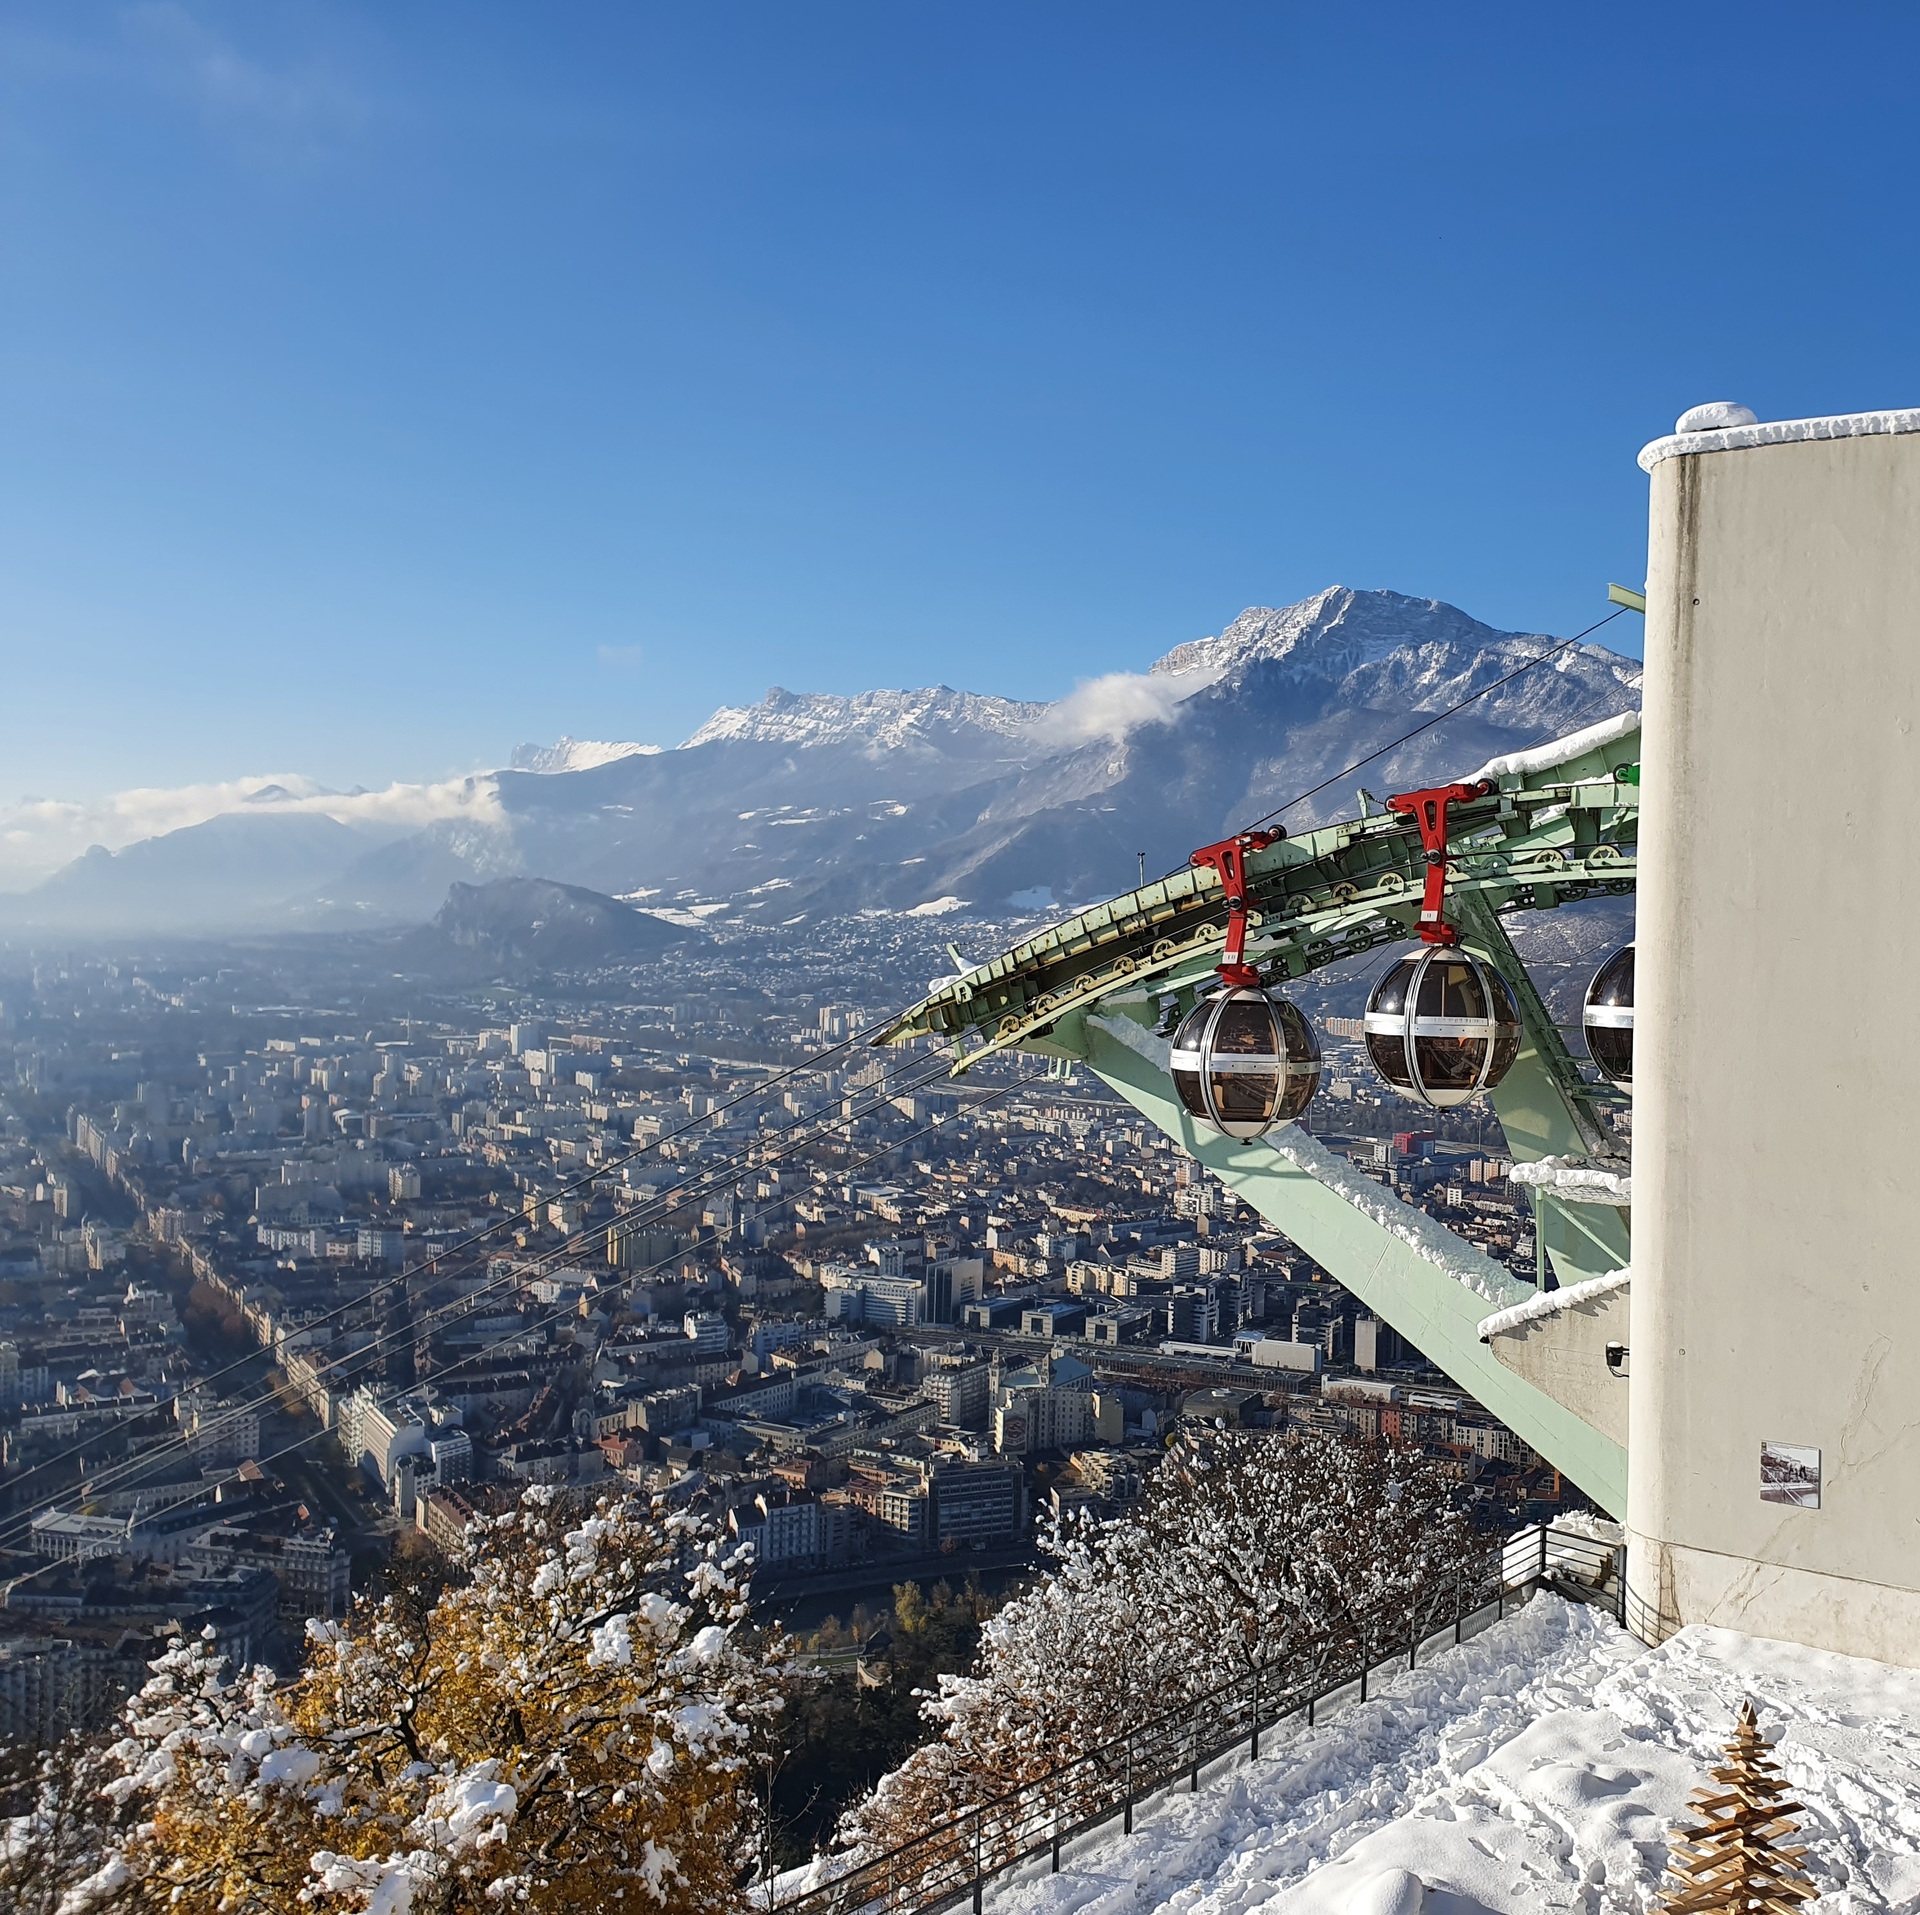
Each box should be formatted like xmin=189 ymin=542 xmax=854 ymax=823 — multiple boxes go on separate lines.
xmin=1028 ymin=662 xmax=1225 ymax=748
xmin=0 ymin=769 xmax=501 ymax=891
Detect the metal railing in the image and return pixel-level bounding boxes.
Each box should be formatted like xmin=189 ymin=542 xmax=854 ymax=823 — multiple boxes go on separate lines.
xmin=769 ymin=1522 xmax=1627 ymax=1915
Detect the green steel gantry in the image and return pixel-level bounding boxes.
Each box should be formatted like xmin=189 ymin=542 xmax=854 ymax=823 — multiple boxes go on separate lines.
xmin=875 ymin=719 xmax=1639 ymax=1515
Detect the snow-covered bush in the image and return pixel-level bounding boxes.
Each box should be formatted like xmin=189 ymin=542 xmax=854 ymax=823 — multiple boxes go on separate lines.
xmin=0 ymin=1728 xmax=138 ymax=1915
xmin=18 ymin=1487 xmax=783 ymax=1915
xmin=841 ymin=1430 xmax=1478 ymax=1864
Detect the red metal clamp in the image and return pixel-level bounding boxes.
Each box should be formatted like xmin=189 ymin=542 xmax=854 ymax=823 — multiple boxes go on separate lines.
xmin=1386 ymin=781 xmax=1495 ymax=944
xmin=1190 ymin=829 xmax=1280 ymax=987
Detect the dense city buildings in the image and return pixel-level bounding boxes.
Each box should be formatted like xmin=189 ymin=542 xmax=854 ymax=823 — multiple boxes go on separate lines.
xmin=0 ymin=915 xmax=1578 ymax=1741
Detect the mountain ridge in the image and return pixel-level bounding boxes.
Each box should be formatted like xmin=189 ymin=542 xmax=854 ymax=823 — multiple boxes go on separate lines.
xmin=394 ymin=876 xmax=699 ymax=980
xmin=0 ymin=587 xmax=1642 ymax=936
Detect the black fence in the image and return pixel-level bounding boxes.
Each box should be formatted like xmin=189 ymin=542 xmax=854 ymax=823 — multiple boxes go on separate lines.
xmin=767 ymin=1522 xmax=1627 ymax=1915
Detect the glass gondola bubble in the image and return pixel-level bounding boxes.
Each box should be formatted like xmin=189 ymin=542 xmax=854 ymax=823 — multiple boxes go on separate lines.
xmin=1363 ymin=946 xmax=1520 ymax=1109
xmin=1583 ymin=943 xmax=1635 ymax=1084
xmin=1169 ymin=987 xmax=1322 ymax=1140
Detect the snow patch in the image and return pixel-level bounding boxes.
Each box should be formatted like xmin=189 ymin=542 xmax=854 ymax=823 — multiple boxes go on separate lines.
xmin=1508 ymin=1155 xmax=1631 ymax=1204
xmin=309 ymin=1851 xmax=423 ymax=1915
xmin=905 ymin=896 xmax=970 ymax=917
xmin=983 ymin=1596 xmax=1920 ymax=1915
xmin=1266 ymin=1128 xmax=1528 ymax=1307
xmin=256 ymin=1744 xmax=322 ymax=1787
xmin=1674 ymin=400 xmax=1758 ymax=433
xmin=1470 ymin=709 xmax=1641 ymax=782
xmin=680 ymin=685 xmax=1041 ymax=750
xmin=1089 ymin=1012 xmax=1173 ymax=1071
xmin=509 ymin=737 xmax=660 ymax=774
xmin=1477 ymin=1268 xmax=1630 ymax=1341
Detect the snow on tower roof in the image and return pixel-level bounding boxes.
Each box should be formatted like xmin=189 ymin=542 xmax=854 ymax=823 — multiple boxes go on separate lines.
xmin=1639 ymin=405 xmax=1920 ymax=472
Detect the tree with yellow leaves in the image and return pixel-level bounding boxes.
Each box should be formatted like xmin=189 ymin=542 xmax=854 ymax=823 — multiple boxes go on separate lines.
xmin=51 ymin=1486 xmax=783 ymax=1915
xmin=1657 ymin=1698 xmax=1817 ymax=1914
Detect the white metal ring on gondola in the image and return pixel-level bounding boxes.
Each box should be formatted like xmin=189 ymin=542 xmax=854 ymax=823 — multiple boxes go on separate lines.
xmin=1364 ymin=944 xmax=1521 ymax=1109
xmin=1167 ymin=829 xmax=1323 ymax=1141
xmin=1583 ymin=943 xmax=1635 ymax=1084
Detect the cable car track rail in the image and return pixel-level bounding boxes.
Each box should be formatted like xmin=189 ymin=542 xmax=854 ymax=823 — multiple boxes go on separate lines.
xmin=875 ymin=722 xmax=1640 ymax=1077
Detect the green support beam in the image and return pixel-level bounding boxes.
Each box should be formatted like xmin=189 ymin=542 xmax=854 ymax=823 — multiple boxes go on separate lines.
xmin=1050 ymin=1007 xmax=1629 ymax=1515
xmin=1455 ymin=892 xmax=1631 ymax=1287
xmin=879 ymin=719 xmax=1642 ymax=1075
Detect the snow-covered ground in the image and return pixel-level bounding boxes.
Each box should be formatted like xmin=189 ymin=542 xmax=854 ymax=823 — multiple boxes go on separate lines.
xmin=983 ymin=1595 xmax=1920 ymax=1915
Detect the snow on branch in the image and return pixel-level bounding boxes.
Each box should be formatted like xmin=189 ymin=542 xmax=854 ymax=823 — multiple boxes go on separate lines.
xmin=837 ymin=1429 xmax=1482 ymax=1879
xmin=18 ymin=1487 xmax=786 ymax=1915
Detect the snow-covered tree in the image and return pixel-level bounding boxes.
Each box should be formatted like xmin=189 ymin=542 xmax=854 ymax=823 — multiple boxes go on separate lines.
xmin=32 ymin=1486 xmax=783 ymax=1915
xmin=0 ymin=1727 xmax=139 ymax=1915
xmin=841 ymin=1430 xmax=1478 ymax=1867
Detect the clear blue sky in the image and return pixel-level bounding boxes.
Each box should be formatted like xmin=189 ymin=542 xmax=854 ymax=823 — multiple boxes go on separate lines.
xmin=3 ymin=3 xmax=1916 ymax=799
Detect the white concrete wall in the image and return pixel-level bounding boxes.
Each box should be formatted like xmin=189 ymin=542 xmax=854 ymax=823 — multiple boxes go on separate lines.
xmin=1487 ymin=1286 xmax=1628 ymax=1448
xmin=1629 ymin=417 xmax=1920 ymax=1662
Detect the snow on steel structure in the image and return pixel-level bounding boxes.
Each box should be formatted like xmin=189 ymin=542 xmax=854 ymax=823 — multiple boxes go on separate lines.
xmin=874 ymin=713 xmax=1639 ymax=1516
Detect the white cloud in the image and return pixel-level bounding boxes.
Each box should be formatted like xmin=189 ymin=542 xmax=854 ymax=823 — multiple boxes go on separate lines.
xmin=0 ymin=771 xmax=502 ymax=890
xmin=122 ymin=2 xmax=378 ymax=162
xmin=1029 ymin=663 xmax=1223 ymax=749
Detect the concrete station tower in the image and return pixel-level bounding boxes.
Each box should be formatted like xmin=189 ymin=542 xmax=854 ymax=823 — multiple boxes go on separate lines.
xmin=1629 ymin=402 xmax=1920 ymax=1658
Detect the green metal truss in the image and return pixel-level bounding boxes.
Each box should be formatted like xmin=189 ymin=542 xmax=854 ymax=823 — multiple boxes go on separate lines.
xmin=875 ymin=719 xmax=1640 ymax=1514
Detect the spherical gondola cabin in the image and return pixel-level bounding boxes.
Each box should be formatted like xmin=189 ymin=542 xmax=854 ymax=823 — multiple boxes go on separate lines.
xmin=1364 ymin=946 xmax=1520 ymax=1109
xmin=1583 ymin=943 xmax=1635 ymax=1084
xmin=1170 ymin=987 xmax=1321 ymax=1140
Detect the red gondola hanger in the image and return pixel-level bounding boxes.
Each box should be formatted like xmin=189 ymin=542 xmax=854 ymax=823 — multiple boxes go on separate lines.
xmin=1170 ymin=827 xmax=1322 ymax=1139
xmin=1364 ymin=778 xmax=1521 ymax=1108
xmin=1385 ymin=780 xmax=1496 ymax=944
xmin=1188 ymin=829 xmax=1280 ymax=987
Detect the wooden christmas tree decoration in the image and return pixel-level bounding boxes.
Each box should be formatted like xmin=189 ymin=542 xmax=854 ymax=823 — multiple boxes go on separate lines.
xmin=1657 ymin=1698 xmax=1817 ymax=1913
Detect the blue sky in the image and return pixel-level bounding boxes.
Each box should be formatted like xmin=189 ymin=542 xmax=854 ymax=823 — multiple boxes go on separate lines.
xmin=3 ymin=2 xmax=1916 ymax=802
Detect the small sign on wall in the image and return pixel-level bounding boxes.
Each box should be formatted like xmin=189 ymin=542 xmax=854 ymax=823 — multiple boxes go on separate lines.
xmin=1761 ymin=1441 xmax=1821 ymax=1508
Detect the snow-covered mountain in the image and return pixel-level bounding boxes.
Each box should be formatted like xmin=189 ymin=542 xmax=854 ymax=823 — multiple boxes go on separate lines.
xmin=508 ymin=736 xmax=662 ymax=774
xmin=681 ymin=685 xmax=1043 ymax=751
xmin=0 ymin=588 xmax=1642 ymax=936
